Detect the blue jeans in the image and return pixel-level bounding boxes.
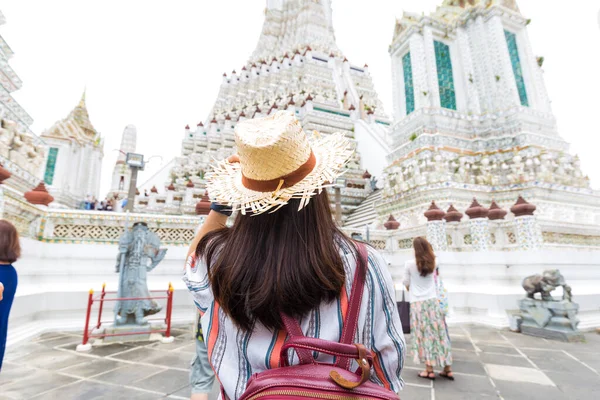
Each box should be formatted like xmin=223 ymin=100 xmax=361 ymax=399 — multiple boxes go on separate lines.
xmin=0 ymin=265 xmax=18 ymax=371
xmin=190 ymin=314 xmax=215 ymax=393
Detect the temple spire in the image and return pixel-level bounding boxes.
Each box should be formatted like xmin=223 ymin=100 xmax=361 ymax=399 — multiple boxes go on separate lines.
xmin=67 ymin=90 xmax=97 ymax=139
xmin=251 ymin=0 xmax=341 ymax=63
xmin=79 ymin=87 xmax=87 ymax=107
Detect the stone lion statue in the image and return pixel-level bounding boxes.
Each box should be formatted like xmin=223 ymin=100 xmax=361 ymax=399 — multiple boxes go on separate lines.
xmin=522 ymin=269 xmax=571 ymax=302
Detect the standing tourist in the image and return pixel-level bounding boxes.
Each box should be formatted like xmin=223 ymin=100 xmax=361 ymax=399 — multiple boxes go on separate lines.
xmin=0 ymin=220 xmax=20 ymax=371
xmin=189 ymin=310 xmax=215 ymax=400
xmin=403 ymin=237 xmax=453 ymax=380
xmin=184 ymin=112 xmax=405 ymax=399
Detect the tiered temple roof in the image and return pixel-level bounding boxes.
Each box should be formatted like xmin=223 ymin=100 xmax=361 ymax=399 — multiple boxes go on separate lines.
xmin=161 ymin=0 xmax=390 ymax=219
xmin=0 ymin=10 xmax=34 ymax=133
xmin=41 ymin=91 xmax=102 ymax=148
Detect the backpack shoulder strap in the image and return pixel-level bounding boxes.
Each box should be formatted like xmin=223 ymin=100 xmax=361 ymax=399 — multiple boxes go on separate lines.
xmin=280 ymin=242 xmax=369 ymax=368
xmin=335 ymin=242 xmax=368 ymax=369
xmin=279 ymin=313 xmax=314 ymax=365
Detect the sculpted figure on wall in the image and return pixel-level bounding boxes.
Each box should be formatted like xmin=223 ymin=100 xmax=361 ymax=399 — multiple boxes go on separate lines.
xmin=0 ymin=119 xmax=18 ymax=159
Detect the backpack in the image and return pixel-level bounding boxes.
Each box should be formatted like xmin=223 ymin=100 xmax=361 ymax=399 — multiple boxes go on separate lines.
xmin=237 ymin=243 xmax=399 ymax=400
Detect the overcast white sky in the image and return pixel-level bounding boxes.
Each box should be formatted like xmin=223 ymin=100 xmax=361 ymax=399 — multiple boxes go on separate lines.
xmin=2 ymin=0 xmax=600 ymax=197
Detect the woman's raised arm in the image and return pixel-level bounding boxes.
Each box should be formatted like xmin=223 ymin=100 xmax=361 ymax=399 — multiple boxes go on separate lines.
xmin=186 ymin=155 xmax=239 ymax=258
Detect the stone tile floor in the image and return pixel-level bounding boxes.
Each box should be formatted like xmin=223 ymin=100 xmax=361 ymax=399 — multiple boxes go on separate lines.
xmin=1 ymin=325 xmax=599 ymax=399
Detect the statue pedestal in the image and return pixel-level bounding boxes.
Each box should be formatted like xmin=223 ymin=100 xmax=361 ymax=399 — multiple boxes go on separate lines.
xmin=518 ymin=298 xmax=584 ymax=342
xmin=101 ymin=325 xmax=154 ymax=344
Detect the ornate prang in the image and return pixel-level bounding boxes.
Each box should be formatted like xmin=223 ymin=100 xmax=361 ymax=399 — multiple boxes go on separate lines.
xmin=195 ymin=191 xmax=210 ymax=216
xmin=488 ymin=200 xmax=507 ymax=220
xmin=444 ymin=204 xmax=463 ymax=223
xmin=424 ymin=201 xmax=446 ymax=221
xmin=465 ymin=197 xmax=489 ymax=219
xmin=511 ymin=195 xmax=536 ymax=217
xmin=24 ymin=182 xmax=54 ymax=206
xmin=384 ymin=215 xmax=400 ymax=230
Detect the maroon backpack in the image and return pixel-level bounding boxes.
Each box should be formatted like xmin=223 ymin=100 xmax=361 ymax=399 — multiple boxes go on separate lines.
xmin=237 ymin=243 xmax=399 ymax=400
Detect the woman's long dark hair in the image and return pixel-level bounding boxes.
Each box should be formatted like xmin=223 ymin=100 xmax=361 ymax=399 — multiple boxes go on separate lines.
xmin=196 ymin=190 xmax=356 ymax=331
xmin=413 ymin=236 xmax=435 ymax=277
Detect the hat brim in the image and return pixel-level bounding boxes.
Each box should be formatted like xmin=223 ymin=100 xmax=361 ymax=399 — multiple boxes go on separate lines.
xmin=206 ymin=132 xmax=353 ymax=215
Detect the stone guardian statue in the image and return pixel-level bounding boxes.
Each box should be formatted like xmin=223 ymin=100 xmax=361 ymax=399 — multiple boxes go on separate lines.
xmin=114 ymin=222 xmax=167 ymax=325
xmin=516 ymin=269 xmax=583 ymax=342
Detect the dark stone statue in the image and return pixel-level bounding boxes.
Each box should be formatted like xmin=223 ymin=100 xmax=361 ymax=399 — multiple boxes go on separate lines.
xmin=516 ymin=269 xmax=582 ymax=342
xmin=522 ymin=269 xmax=568 ymax=301
xmin=115 ymin=222 xmax=167 ymax=325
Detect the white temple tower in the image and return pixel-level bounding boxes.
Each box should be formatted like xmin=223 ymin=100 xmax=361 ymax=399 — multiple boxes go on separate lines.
xmin=166 ymin=0 xmax=391 ymax=220
xmin=108 ymin=125 xmax=137 ymax=200
xmin=0 ymin=10 xmax=34 ymax=134
xmin=0 ymin=10 xmax=47 ymax=192
xmin=40 ymin=92 xmax=104 ymax=208
xmin=372 ymin=0 xmax=600 ymax=229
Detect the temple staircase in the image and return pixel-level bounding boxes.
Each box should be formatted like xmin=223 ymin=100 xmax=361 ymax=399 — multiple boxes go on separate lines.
xmin=344 ymin=189 xmax=382 ymax=228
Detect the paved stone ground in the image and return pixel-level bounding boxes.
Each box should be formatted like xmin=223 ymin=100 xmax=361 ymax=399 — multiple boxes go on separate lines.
xmin=0 ymin=325 xmax=599 ymax=399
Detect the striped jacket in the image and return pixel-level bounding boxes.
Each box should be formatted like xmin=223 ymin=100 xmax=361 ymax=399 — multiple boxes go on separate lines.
xmin=183 ymin=243 xmax=406 ymax=399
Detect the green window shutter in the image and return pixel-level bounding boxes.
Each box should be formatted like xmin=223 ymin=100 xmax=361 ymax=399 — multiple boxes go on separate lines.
xmin=402 ymin=52 xmax=415 ymax=114
xmin=44 ymin=147 xmax=59 ymax=185
xmin=434 ymin=41 xmax=457 ymax=110
xmin=504 ymin=30 xmax=529 ymax=107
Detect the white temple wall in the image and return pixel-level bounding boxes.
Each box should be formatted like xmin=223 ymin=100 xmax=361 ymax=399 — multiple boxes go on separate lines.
xmin=7 ymin=237 xmax=600 ymax=346
xmin=422 ymin=27 xmax=440 ymax=109
xmin=353 ymin=120 xmax=388 ymax=180
xmin=383 ymin=249 xmax=600 ymax=330
xmin=456 ymin=26 xmax=481 ymax=114
xmin=7 ymin=238 xmax=196 ymax=346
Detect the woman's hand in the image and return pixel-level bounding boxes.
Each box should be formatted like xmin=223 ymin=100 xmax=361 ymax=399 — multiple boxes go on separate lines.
xmin=0 ymin=281 xmax=4 ymax=301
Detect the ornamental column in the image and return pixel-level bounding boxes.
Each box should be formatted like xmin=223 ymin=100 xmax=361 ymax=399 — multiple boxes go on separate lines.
xmin=195 ymin=191 xmax=210 ymax=216
xmin=424 ymin=201 xmax=447 ymax=251
xmin=146 ymin=186 xmax=159 ymax=212
xmin=165 ymin=183 xmax=175 ymax=205
xmin=511 ymin=196 xmax=542 ymax=251
xmin=183 ymin=180 xmax=195 ymax=206
xmin=444 ymin=204 xmax=463 ymax=250
xmin=465 ymin=198 xmax=491 ymax=251
xmin=488 ymin=200 xmax=508 ymax=249
xmin=384 ymin=215 xmax=400 ymax=251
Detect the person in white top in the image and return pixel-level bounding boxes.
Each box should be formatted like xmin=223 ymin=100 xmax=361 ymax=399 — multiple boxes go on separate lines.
xmin=403 ymin=237 xmax=453 ymax=381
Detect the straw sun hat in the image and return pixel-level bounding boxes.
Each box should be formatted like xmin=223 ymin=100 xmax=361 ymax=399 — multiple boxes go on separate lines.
xmin=206 ymin=111 xmax=353 ymax=215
